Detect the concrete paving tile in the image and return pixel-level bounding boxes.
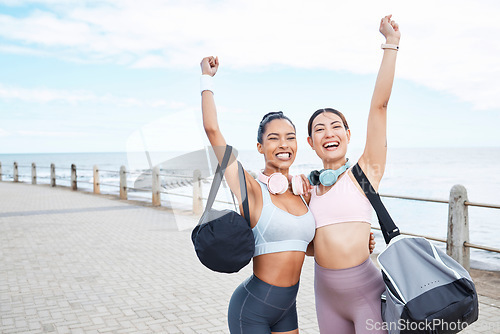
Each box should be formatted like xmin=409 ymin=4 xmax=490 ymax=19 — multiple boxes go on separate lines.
xmin=1 ymin=181 xmax=498 ymax=334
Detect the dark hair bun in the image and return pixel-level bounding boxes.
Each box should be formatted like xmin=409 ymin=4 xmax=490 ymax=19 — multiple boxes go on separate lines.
xmin=257 ymin=111 xmax=295 ymax=144
xmin=261 ymin=111 xmax=283 ymax=123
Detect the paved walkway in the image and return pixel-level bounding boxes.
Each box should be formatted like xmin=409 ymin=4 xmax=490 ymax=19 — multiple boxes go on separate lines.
xmin=0 ymin=182 xmax=499 ymax=333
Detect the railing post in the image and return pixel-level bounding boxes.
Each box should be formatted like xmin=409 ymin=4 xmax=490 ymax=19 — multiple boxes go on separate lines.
xmin=13 ymin=162 xmax=19 ymax=182
xmin=31 ymin=163 xmax=37 ymax=184
xmin=0 ymin=161 xmax=3 ymax=181
xmin=93 ymin=165 xmax=100 ymax=194
xmin=120 ymin=166 xmax=127 ymax=200
xmin=447 ymin=185 xmax=470 ymax=271
xmin=71 ymin=164 xmax=77 ymax=190
xmin=152 ymin=166 xmax=161 ymax=206
xmin=193 ymin=169 xmax=203 ymax=215
xmin=50 ymin=163 xmax=56 ymax=187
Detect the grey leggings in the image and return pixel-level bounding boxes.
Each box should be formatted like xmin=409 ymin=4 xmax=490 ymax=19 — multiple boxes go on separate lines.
xmin=315 ymin=258 xmax=387 ymax=334
xmin=228 ymin=275 xmax=299 ymax=333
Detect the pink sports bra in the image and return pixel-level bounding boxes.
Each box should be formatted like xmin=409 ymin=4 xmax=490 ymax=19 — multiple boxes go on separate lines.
xmin=309 ymin=168 xmax=373 ymax=229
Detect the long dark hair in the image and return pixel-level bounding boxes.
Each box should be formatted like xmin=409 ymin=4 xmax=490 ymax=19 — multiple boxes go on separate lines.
xmin=257 ymin=111 xmax=296 ymax=144
xmin=307 ymin=108 xmax=349 ymax=137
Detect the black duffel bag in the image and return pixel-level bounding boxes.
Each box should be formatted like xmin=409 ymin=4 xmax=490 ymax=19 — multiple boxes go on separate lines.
xmin=191 ymin=145 xmax=254 ymax=273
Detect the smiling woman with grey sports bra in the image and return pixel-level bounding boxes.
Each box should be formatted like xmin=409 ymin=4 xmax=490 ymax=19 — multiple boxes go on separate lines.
xmin=228 ymin=178 xmax=316 ymax=334
xmin=199 ymin=56 xmax=315 ymax=334
xmin=253 ymin=180 xmax=315 ymax=257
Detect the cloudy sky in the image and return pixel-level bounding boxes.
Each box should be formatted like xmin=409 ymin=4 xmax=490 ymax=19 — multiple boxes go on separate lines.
xmin=1 ymin=0 xmax=499 ymax=153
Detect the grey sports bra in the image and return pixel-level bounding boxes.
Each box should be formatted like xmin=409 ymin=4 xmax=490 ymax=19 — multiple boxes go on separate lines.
xmin=252 ymin=181 xmax=316 ymax=257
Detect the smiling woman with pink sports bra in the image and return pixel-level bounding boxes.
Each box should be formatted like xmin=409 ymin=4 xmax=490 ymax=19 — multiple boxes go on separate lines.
xmin=306 ymin=15 xmax=401 ymax=334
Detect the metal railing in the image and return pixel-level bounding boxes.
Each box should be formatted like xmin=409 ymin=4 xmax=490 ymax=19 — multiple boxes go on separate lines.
xmin=378 ymin=191 xmax=500 ymax=257
xmin=1 ymin=160 xmax=499 ymax=271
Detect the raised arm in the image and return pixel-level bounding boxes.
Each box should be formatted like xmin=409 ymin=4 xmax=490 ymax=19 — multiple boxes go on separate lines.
xmin=359 ymin=15 xmax=400 ymax=191
xmin=200 ymin=57 xmax=257 ymax=208
xmin=201 ymin=57 xmax=224 ymax=147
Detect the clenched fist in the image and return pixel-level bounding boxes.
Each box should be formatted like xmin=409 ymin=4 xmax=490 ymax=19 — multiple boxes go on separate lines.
xmin=200 ymin=56 xmax=219 ymax=77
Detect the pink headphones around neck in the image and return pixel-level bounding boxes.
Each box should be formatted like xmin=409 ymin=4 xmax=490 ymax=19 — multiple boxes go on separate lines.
xmin=258 ymin=171 xmax=305 ymax=195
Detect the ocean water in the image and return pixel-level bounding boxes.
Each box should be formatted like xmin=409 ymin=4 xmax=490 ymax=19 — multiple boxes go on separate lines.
xmin=1 ymin=147 xmax=499 ymax=269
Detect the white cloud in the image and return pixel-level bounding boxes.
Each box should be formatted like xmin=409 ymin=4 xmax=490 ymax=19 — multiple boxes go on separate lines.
xmin=130 ymin=55 xmax=170 ymax=69
xmin=0 ymin=83 xmax=185 ymax=108
xmin=217 ymin=106 xmax=246 ymax=115
xmin=0 ymin=84 xmax=95 ymax=104
xmin=0 ymin=44 xmax=52 ymax=57
xmin=126 ymin=109 xmax=206 ymax=170
xmin=17 ymin=130 xmax=90 ymax=137
xmin=0 ymin=0 xmax=500 ymax=110
xmin=0 ymin=129 xmax=92 ymax=138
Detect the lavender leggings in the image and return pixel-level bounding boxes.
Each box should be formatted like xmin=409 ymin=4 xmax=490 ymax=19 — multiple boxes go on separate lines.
xmin=314 ymin=258 xmax=387 ymax=334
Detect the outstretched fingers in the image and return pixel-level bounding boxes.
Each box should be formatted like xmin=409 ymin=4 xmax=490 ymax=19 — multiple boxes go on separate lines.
xmin=379 ymin=14 xmax=400 ymax=40
xmin=381 ymin=14 xmax=392 ymax=25
xmin=369 ymin=232 xmax=376 ymax=254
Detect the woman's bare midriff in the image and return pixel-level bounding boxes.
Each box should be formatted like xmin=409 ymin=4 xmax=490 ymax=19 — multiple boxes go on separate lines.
xmin=314 ymin=222 xmax=372 ymax=269
xmin=253 ymin=251 xmax=306 ymax=287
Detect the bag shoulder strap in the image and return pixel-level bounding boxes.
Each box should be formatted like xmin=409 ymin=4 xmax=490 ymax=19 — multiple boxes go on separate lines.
xmin=352 ymin=163 xmax=400 ymax=244
xmin=199 ymin=145 xmax=250 ymax=226
xmin=201 ymin=145 xmax=232 ymax=215
xmin=238 ymin=161 xmax=250 ymax=224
